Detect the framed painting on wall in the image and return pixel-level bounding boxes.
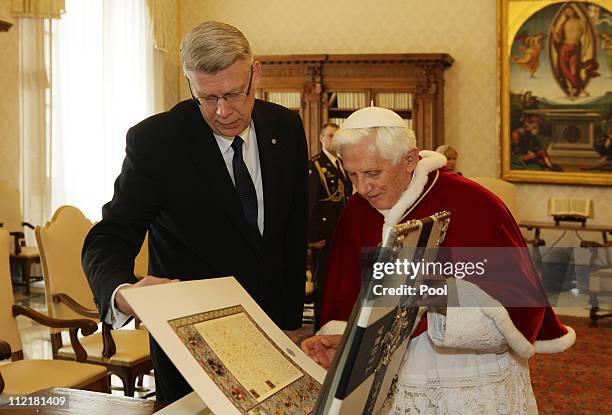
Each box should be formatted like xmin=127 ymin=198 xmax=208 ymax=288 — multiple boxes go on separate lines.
xmin=499 ymin=0 xmax=612 ymax=185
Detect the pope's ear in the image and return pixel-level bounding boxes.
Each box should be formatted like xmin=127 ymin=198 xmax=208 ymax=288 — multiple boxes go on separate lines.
xmin=404 ymin=148 xmax=420 ymax=171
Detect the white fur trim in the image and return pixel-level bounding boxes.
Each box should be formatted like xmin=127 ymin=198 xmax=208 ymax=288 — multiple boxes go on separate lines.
xmin=379 ymin=151 xmax=446 ymax=242
xmin=456 ymin=280 xmax=575 ymax=358
xmin=535 ymin=325 xmax=576 ymax=354
xmin=481 ymin=305 xmax=536 ymax=360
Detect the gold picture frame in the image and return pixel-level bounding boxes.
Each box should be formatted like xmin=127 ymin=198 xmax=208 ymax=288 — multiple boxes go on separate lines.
xmin=499 ymin=0 xmax=612 ymax=185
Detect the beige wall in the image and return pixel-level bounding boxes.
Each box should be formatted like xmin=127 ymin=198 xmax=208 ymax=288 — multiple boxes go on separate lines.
xmin=175 ymin=0 xmax=611 ymax=232
xmin=161 ymin=0 xmax=179 ymax=110
xmin=0 ymin=3 xmax=20 ymax=190
xmin=0 ymin=0 xmax=609 ymax=239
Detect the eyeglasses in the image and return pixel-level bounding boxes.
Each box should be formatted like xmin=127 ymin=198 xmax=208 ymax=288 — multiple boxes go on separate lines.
xmin=188 ymin=66 xmax=254 ymax=108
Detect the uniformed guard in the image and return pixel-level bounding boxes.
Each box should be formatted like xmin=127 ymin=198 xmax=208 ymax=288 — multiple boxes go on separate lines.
xmin=308 ymin=122 xmax=353 ymax=329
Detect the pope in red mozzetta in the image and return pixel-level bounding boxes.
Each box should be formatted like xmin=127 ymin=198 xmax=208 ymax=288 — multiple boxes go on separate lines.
xmin=301 ymin=107 xmax=575 ymax=414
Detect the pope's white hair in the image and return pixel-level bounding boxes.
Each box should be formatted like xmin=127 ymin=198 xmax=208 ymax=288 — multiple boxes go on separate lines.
xmin=332 ymin=126 xmax=417 ymax=164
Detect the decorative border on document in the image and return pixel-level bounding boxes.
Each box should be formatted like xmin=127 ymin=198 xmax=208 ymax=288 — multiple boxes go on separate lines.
xmin=168 ymin=305 xmax=320 ymax=415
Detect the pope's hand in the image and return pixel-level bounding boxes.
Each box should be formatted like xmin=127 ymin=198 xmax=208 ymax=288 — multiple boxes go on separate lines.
xmin=115 ymin=276 xmax=179 ymax=317
xmin=301 ymin=335 xmax=342 ymax=369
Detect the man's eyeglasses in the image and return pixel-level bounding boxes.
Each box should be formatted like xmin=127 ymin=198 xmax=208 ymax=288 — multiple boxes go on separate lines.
xmin=188 ymin=66 xmax=254 ymax=108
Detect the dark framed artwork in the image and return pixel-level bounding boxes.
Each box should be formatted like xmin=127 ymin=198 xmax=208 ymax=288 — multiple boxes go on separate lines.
xmin=500 ymin=0 xmax=612 ymax=185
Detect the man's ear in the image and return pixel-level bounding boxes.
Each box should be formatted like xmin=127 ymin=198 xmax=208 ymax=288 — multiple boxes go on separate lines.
xmin=404 ymin=148 xmax=420 ymax=172
xmin=252 ymin=60 xmax=262 ymax=88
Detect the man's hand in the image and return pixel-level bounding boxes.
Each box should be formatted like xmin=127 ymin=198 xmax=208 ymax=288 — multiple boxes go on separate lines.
xmin=301 ymin=335 xmax=342 ymax=369
xmin=114 ymin=276 xmax=179 ymax=317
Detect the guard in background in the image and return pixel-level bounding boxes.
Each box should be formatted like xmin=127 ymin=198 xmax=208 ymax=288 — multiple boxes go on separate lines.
xmin=308 ymin=122 xmax=352 ymax=329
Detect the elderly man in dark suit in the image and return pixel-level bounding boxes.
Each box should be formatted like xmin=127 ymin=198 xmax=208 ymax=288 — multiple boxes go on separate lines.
xmin=82 ymin=21 xmax=308 ymax=403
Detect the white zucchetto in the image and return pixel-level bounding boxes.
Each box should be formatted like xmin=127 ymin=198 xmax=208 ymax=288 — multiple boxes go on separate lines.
xmin=340 ymin=106 xmax=406 ymax=130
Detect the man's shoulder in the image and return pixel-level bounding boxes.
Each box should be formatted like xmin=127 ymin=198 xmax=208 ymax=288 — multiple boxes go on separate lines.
xmin=434 ymin=171 xmax=514 ymax=216
xmin=310 ymin=152 xmax=327 ymax=163
xmin=253 ymin=99 xmax=302 ymax=125
xmin=132 ymin=100 xmax=194 ymax=133
xmin=436 ymin=171 xmax=497 ymax=199
xmin=125 ymin=100 xmax=198 ymax=153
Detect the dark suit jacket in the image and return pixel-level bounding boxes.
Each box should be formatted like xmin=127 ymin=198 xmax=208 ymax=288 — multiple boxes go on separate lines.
xmin=82 ymin=99 xmax=308 ymax=402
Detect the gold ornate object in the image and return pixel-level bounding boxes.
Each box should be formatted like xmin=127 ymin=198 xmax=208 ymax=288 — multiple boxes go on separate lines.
xmin=378 ymin=307 xmax=411 ymax=369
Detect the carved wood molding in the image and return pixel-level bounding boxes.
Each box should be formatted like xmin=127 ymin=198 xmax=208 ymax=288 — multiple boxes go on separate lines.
xmin=256 ymin=53 xmax=453 ymax=151
xmin=0 ymin=20 xmax=12 ymax=32
xmin=326 ymin=53 xmax=454 ymax=67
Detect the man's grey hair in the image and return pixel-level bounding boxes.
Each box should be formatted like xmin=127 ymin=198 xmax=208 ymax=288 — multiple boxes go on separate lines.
xmin=332 ymin=126 xmax=417 ymax=165
xmin=180 ymin=21 xmax=253 ymax=75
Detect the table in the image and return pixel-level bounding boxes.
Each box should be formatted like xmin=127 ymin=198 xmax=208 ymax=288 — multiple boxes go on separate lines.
xmin=0 ymin=388 xmax=168 ymax=414
xmin=520 ymin=221 xmax=612 ymax=325
xmin=519 ymin=221 xmax=612 ymax=247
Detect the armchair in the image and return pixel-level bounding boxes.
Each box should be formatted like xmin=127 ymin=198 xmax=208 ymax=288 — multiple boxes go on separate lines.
xmin=35 ymin=206 xmax=152 ymax=396
xmin=0 ymin=181 xmax=41 ymax=295
xmin=0 ymin=229 xmax=109 ymax=396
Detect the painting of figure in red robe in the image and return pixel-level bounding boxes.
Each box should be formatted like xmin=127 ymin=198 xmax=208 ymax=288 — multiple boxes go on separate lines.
xmin=505 ymin=1 xmax=612 ymax=181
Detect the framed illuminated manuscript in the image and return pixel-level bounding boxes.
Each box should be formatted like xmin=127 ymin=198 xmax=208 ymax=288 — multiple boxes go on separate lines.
xmin=122 ymin=277 xmax=325 ymax=415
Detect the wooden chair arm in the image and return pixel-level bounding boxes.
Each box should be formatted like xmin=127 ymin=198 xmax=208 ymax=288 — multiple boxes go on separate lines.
xmin=0 ymin=340 xmax=11 ymax=360
xmin=101 ymin=322 xmax=117 ymax=359
xmin=50 ymin=294 xmax=118 ymax=360
xmin=53 ymin=293 xmax=100 ymax=319
xmin=12 ymin=305 xmax=97 ymax=362
xmin=22 ymin=222 xmax=35 ymax=230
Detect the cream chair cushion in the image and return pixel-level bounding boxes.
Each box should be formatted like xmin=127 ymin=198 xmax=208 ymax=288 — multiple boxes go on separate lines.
xmin=0 ymin=359 xmax=107 ymax=395
xmin=57 ymin=329 xmax=150 ymax=366
xmin=12 ymin=246 xmax=40 ymax=259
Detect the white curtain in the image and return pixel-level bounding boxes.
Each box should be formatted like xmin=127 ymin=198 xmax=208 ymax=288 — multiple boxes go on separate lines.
xmin=20 ymin=18 xmax=50 ymax=242
xmin=49 ymin=0 xmax=154 ymax=220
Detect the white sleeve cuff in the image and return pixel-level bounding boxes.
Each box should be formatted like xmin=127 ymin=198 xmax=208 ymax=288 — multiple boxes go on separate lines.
xmin=107 ymin=283 xmax=133 ymax=329
xmin=316 ymin=320 xmax=347 ymax=336
xmin=427 ymin=279 xmax=507 ymax=352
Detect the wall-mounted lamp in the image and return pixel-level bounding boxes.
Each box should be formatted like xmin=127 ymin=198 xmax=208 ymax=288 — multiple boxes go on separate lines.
xmin=0 ymin=20 xmax=13 ymax=32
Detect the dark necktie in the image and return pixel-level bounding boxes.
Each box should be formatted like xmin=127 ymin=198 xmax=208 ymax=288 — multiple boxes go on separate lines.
xmin=231 ymin=136 xmax=260 ymax=237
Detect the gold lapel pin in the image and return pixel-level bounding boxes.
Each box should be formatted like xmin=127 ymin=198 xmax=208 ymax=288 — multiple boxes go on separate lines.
xmin=271 ymin=138 xmax=277 ymax=144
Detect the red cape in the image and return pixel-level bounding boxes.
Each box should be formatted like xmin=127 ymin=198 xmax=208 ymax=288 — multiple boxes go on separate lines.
xmin=320 ymin=170 xmax=572 ymax=353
